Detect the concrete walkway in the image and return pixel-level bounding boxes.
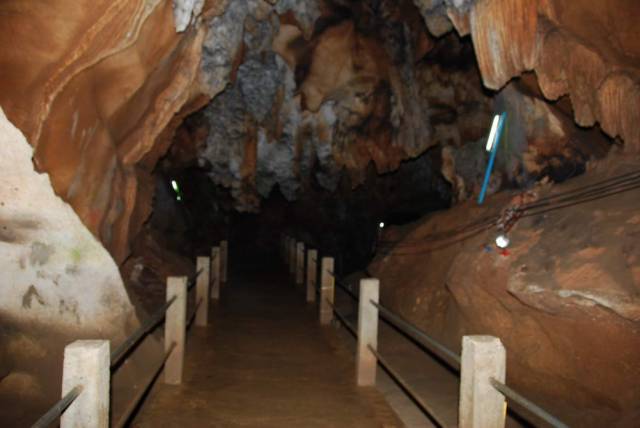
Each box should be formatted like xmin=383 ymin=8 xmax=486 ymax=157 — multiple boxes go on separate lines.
xmin=132 ymin=259 xmax=402 ymax=427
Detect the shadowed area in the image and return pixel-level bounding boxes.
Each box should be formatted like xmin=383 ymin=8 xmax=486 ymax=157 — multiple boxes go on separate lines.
xmin=133 ymin=253 xmax=402 ymax=427
xmin=0 ymin=0 xmax=639 ymax=426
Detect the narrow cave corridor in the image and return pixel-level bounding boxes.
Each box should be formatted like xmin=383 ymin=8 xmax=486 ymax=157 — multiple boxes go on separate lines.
xmin=133 ymin=256 xmax=406 ymax=427
xmin=1 ymin=0 xmax=640 ymax=427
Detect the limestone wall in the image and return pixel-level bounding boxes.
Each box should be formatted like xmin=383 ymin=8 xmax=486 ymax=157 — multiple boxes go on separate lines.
xmin=0 ymin=107 xmax=135 ymax=334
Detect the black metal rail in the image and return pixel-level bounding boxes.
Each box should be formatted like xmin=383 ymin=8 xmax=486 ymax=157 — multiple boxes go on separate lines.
xmin=326 ymin=270 xmax=359 ymax=301
xmin=31 ymin=385 xmax=83 ymax=428
xmin=187 ymin=298 xmax=204 ymax=330
xmin=323 ymin=265 xmax=569 ymax=428
xmin=187 ymin=268 xmax=204 ymax=292
xmin=491 ymin=378 xmax=570 ymax=428
xmin=368 ymin=344 xmax=449 ymax=428
xmin=34 ymin=267 xmax=203 ymax=427
xmin=370 ymin=300 xmax=461 ymax=369
xmin=112 ymin=269 xmax=202 ymax=369
xmin=113 ymin=342 xmax=177 ymax=428
xmin=110 ymin=295 xmax=177 ymax=369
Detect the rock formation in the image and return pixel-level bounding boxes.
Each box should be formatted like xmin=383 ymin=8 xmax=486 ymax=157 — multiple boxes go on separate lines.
xmin=415 ymin=0 xmax=640 ymax=150
xmin=0 ymin=0 xmax=639 ymax=424
xmin=371 ymin=156 xmax=640 ymax=426
xmin=1 ymin=0 xmax=635 ymax=263
xmin=0 ymin=107 xmax=134 ymax=333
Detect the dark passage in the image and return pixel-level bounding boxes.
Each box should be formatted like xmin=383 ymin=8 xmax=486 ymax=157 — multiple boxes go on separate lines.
xmin=132 ymin=254 xmax=401 ymax=427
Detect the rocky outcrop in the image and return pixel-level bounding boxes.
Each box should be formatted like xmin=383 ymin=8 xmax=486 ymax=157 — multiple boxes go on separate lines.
xmin=371 ymin=157 xmax=640 ymax=426
xmin=0 ymin=0 xmax=209 ymax=263
xmin=0 ymin=0 xmax=638 ymax=424
xmin=1 ymin=0 xmax=631 ymax=262
xmin=0 ymin=108 xmax=135 ymax=332
xmin=413 ymin=0 xmax=640 ymax=151
xmin=0 ymin=108 xmax=160 ymax=424
xmin=442 ymin=77 xmax=610 ymax=202
xmin=186 ymin=1 xmax=493 ymax=211
xmin=173 ymin=0 xmax=204 ymax=32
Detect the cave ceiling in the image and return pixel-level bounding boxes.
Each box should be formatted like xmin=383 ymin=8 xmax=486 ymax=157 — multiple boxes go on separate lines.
xmin=0 ymin=0 xmax=637 ymax=260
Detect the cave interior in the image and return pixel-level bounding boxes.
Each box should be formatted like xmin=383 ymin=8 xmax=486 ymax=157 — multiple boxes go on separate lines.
xmin=0 ymin=0 xmax=639 ymax=426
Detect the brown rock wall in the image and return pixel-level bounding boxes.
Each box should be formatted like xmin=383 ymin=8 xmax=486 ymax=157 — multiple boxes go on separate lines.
xmin=0 ymin=0 xmax=208 ymax=262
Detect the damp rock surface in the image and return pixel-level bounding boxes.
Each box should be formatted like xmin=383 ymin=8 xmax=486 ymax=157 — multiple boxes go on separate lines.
xmin=0 ymin=107 xmax=134 ymax=331
xmin=370 ymin=156 xmax=640 ymax=426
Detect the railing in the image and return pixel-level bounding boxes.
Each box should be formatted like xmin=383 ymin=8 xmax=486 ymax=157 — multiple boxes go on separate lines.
xmin=30 ymin=240 xmax=229 ymax=428
xmin=281 ymin=234 xmax=569 ymax=428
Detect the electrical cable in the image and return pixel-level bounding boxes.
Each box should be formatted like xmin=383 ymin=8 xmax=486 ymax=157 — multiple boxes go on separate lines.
xmin=377 ymin=169 xmax=640 ymax=256
xmin=519 ymin=169 xmax=640 ymax=211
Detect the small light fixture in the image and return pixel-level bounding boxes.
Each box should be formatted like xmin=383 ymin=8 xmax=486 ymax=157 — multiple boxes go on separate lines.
xmin=495 ymin=233 xmax=510 ymax=249
xmin=171 ymin=179 xmax=179 ymax=192
xmin=379 ymin=222 xmax=385 ymax=229
xmin=485 ymin=114 xmax=501 ymax=152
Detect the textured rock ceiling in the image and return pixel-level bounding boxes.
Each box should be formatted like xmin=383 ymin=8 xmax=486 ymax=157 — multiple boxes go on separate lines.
xmin=1 ymin=2 xmax=639 ymax=422
xmin=0 ymin=0 xmax=638 ymax=262
xmin=177 ymin=0 xmax=492 ymax=213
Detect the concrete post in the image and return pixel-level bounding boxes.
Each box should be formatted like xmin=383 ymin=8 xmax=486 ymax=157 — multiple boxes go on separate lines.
xmin=60 ymin=340 xmax=109 ymax=428
xmin=211 ymin=246 xmax=221 ymax=300
xmin=220 ymin=240 xmax=228 ymax=283
xmin=357 ymin=278 xmax=379 ymax=386
xmin=288 ymin=238 xmax=296 ymax=276
xmin=296 ymin=242 xmax=305 ymax=286
xmin=306 ymin=249 xmax=317 ymax=302
xmin=459 ymin=335 xmax=507 ymax=428
xmin=165 ymin=276 xmax=187 ymax=385
xmin=195 ymin=256 xmax=210 ymax=326
xmin=319 ymin=257 xmax=334 ymax=325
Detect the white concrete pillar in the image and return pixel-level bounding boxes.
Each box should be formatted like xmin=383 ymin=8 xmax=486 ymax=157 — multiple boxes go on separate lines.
xmin=220 ymin=240 xmax=228 ymax=283
xmin=357 ymin=278 xmax=379 ymax=386
xmin=60 ymin=340 xmax=109 ymax=428
xmin=319 ymin=257 xmax=334 ymax=325
xmin=288 ymin=238 xmax=296 ymax=276
xmin=306 ymin=249 xmax=317 ymax=302
xmin=195 ymin=256 xmax=210 ymax=326
xmin=459 ymin=335 xmax=506 ymax=428
xmin=296 ymin=242 xmax=305 ymax=285
xmin=211 ymin=246 xmax=221 ymax=300
xmin=165 ymin=276 xmax=187 ymax=385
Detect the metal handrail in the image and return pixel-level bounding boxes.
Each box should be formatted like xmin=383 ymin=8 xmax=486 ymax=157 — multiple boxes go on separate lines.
xmin=490 ymin=378 xmax=569 ymax=428
xmin=325 ymin=264 xmax=568 ymax=428
xmin=115 ymin=272 xmax=204 ymax=425
xmin=111 ymin=268 xmax=201 ymax=368
xmin=187 ymin=298 xmax=204 ymax=330
xmin=368 ymin=299 xmax=568 ymax=426
xmin=32 ymin=263 xmax=205 ymax=427
xmin=326 ymin=300 xmax=448 ymax=427
xmin=368 ymin=344 xmax=449 ymax=428
xmin=110 ymin=295 xmax=177 ymax=369
xmin=327 ymin=270 xmax=359 ymax=301
xmin=335 ymin=279 xmax=358 ymax=301
xmin=369 ymin=299 xmax=461 ymax=369
xmin=113 ymin=342 xmax=177 ymax=428
xmin=326 ymin=299 xmax=357 ymax=337
xmin=187 ymin=268 xmax=204 ymax=292
xmin=31 ymin=385 xmax=83 ymax=428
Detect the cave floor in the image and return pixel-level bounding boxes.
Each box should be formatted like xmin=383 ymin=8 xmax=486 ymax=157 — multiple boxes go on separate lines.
xmin=131 ymin=258 xmax=402 ymax=427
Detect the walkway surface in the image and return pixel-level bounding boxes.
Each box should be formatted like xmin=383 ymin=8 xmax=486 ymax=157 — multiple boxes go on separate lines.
xmin=132 ymin=259 xmax=402 ymax=427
